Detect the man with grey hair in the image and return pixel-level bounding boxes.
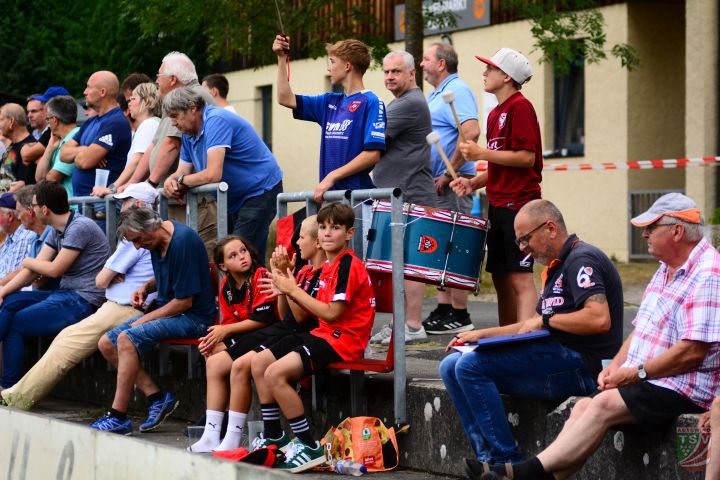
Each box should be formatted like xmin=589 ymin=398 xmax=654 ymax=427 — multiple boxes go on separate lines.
xmin=35 ymin=96 xmax=79 ymax=200
xmin=163 ymin=87 xmax=282 ymax=262
xmin=442 ymin=198 xmax=623 ymax=469
xmin=0 ymin=103 xmax=37 ymax=192
xmin=1 ymin=183 xmax=158 ymax=410
xmin=474 ymin=193 xmax=720 ymax=480
xmin=59 ymin=71 xmax=132 ymax=229
xmin=0 ymin=192 xmax=37 ymax=281
xmin=419 ymin=42 xmax=482 ymax=335
xmin=91 ymin=205 xmax=215 ymax=434
xmin=370 ymin=50 xmax=435 ymax=344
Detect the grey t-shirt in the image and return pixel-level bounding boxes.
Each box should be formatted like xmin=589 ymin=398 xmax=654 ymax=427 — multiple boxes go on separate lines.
xmin=372 ymin=87 xmax=437 ymax=206
xmin=45 ymin=213 xmax=110 ymax=306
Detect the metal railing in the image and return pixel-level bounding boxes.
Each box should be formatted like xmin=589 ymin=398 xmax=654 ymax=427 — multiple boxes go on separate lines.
xmin=69 ymin=182 xmax=230 ymax=247
xmin=276 ymin=188 xmax=407 ymax=424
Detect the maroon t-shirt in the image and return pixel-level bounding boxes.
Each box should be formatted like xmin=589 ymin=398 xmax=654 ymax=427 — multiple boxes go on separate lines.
xmin=485 ymin=92 xmax=542 ymax=210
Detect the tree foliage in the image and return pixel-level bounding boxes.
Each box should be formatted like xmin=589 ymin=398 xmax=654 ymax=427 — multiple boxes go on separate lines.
xmin=507 ymin=0 xmax=640 ymax=74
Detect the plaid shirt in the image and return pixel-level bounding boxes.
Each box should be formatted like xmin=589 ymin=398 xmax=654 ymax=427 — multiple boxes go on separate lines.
xmin=623 ymin=238 xmax=720 ymax=409
xmin=0 ymin=225 xmax=37 ymax=279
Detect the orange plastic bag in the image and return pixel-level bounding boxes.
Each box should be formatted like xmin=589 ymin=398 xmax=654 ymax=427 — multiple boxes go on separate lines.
xmin=322 ymin=416 xmax=399 ymax=472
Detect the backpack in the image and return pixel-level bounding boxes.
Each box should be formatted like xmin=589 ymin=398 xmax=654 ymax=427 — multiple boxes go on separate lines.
xmin=321 ymin=416 xmax=399 ymax=472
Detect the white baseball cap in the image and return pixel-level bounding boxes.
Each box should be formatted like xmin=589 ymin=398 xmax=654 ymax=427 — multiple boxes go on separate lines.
xmin=114 ymin=182 xmax=159 ymax=206
xmin=475 ymin=48 xmax=533 ymax=85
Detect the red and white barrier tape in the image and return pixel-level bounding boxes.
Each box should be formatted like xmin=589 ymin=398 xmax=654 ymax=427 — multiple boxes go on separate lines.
xmin=476 ymin=156 xmax=720 ymax=172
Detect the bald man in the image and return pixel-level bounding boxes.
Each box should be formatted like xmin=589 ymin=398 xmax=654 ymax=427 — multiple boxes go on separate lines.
xmin=0 ymin=104 xmax=38 ymax=192
xmin=60 ymin=71 xmax=131 ymax=227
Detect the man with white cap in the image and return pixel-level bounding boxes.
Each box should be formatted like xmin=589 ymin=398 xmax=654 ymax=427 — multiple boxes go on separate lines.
xmin=472 ymin=192 xmax=720 ymax=480
xmin=451 ymin=48 xmax=542 ymax=329
xmin=0 ymin=182 xmax=157 ymax=409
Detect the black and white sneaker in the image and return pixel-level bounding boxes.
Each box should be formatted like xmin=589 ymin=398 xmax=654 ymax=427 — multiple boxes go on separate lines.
xmin=425 ymin=311 xmax=474 ymax=335
xmin=422 ymin=308 xmax=447 ymax=329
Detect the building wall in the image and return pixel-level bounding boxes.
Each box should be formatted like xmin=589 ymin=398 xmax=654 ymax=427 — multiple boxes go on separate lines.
xmin=223 ymin=1 xmax=716 ymax=262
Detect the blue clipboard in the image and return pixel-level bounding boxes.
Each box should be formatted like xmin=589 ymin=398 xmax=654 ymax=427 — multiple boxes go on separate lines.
xmin=451 ymin=329 xmax=551 ymax=353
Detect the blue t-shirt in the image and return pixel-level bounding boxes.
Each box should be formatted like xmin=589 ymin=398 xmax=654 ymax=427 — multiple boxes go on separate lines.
xmin=72 ymin=107 xmax=132 ymax=196
xmin=427 ymin=74 xmax=479 ymax=177
xmin=179 ymin=106 xmax=282 ymax=214
xmin=294 ymin=91 xmax=386 ymax=191
xmin=151 ymin=221 xmax=216 ymax=325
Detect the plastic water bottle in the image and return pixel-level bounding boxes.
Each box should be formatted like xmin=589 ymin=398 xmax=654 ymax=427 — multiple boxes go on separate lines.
xmin=334 ymin=459 xmax=367 ymax=476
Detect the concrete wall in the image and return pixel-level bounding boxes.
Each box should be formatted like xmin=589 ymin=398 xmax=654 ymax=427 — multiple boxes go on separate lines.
xmin=0 ymin=407 xmax=286 ymax=480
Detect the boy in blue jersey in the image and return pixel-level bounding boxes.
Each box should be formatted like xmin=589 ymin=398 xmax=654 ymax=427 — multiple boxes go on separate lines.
xmin=273 ymin=35 xmax=386 ymax=202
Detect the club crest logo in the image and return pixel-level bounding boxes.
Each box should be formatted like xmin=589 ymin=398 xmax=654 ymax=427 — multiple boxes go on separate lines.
xmin=417 ymin=235 xmax=437 ymax=253
xmin=349 ymin=100 xmax=362 ymax=112
xmin=677 ymin=427 xmax=709 ymax=471
xmin=576 ymin=266 xmax=596 ymax=288
xmin=499 ymin=112 xmax=507 ymax=129
xmin=362 ymin=427 xmax=371 ymax=440
xmin=552 ymin=274 xmax=564 ymax=294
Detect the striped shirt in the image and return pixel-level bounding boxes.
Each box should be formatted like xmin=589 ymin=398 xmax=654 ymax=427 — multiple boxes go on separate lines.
xmin=0 ymin=225 xmax=37 ymax=278
xmin=623 ymin=238 xmax=720 ymax=409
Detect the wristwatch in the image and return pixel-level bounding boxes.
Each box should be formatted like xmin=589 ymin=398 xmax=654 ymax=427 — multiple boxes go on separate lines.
xmin=542 ymin=311 xmax=554 ymax=329
xmin=177 ymin=175 xmax=185 ymax=186
xmin=637 ymin=364 xmax=648 ymax=380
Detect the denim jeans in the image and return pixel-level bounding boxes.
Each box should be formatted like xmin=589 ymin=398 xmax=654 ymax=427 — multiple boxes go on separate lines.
xmin=229 ymin=181 xmax=282 ymax=263
xmin=439 ymin=341 xmax=596 ymax=463
xmin=105 ymin=314 xmax=209 ymax=357
xmin=0 ymin=290 xmax=96 ymax=387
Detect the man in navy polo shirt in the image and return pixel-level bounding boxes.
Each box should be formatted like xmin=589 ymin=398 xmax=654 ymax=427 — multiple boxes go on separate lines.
xmin=59 ymin=71 xmax=131 ymax=229
xmin=162 ymin=87 xmax=283 ymax=261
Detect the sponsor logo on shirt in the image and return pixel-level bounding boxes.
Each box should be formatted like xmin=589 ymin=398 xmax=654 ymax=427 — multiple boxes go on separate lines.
xmin=371 ymin=131 xmax=384 ymax=139
xmin=349 ymin=100 xmax=362 ymax=112
xmin=576 ymin=266 xmax=596 ymax=288
xmin=499 ymin=113 xmax=507 ymax=129
xmin=542 ymin=296 xmax=564 ymax=309
xmin=552 ymin=274 xmax=564 ymax=294
xmin=98 ymin=134 xmax=114 ymax=147
xmin=328 ymin=104 xmax=337 ymax=110
xmin=487 ymin=136 xmax=504 ymax=151
xmin=325 ymin=120 xmax=354 ymax=139
xmin=256 ymin=304 xmax=271 ymax=311
xmin=373 ymin=122 xmax=385 ymax=129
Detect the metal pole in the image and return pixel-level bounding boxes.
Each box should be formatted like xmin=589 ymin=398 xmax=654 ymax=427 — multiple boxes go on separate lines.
xmin=105 ymin=195 xmax=117 ymax=248
xmin=389 ymin=189 xmax=406 ymax=424
xmin=216 ymin=182 xmax=229 ymax=240
xmin=187 ymin=190 xmax=199 ymax=231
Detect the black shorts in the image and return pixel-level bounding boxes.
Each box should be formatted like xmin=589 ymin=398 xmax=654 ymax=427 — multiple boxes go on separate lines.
xmin=267 ymin=332 xmax=342 ymax=377
xmin=618 ymin=382 xmax=704 ymax=432
xmin=485 ymin=205 xmax=534 ymax=274
xmin=224 ymin=330 xmax=266 ymax=361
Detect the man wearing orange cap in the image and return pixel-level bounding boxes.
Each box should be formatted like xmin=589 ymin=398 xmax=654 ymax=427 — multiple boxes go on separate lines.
xmin=471 ymin=192 xmax=720 ymax=480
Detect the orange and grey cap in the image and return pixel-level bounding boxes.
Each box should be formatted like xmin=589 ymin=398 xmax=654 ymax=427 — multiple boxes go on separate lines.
xmin=630 ymin=192 xmax=702 ymax=227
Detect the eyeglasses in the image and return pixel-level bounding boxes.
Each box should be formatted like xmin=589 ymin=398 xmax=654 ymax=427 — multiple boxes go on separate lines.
xmin=156 ymin=73 xmax=172 ymax=79
xmin=515 ymin=221 xmax=548 ymax=247
xmin=30 ymin=203 xmax=40 ymax=208
xmin=644 ymin=222 xmax=676 ymax=234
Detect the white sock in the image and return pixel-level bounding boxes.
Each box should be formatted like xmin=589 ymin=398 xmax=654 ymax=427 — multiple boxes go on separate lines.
xmin=215 ymin=411 xmax=248 ymax=451
xmin=188 ymin=410 xmax=224 ymax=453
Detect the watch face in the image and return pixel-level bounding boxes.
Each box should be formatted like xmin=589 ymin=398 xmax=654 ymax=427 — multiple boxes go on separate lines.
xmin=638 ymin=367 xmax=647 ymax=379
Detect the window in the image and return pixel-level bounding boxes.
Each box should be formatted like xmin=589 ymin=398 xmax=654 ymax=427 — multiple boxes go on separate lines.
xmin=553 ymin=56 xmax=585 ymax=157
xmin=259 ymin=85 xmax=273 ymax=151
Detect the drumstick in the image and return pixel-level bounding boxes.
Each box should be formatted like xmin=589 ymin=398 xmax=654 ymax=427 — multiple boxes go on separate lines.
xmin=441 ymin=90 xmax=467 ymax=143
xmin=426 ymin=131 xmax=458 ymax=180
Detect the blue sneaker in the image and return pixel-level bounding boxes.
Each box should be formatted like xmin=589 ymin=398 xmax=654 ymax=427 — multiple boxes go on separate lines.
xmin=90 ymin=413 xmax=133 ymax=435
xmin=139 ymin=392 xmax=179 ymax=432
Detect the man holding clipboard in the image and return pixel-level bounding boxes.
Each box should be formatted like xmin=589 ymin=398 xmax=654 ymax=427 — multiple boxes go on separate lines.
xmin=440 ymin=199 xmax=624 ymax=467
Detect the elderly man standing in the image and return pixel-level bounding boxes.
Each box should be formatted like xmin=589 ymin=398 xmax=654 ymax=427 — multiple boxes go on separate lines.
xmin=91 ymin=205 xmax=215 ymax=434
xmin=370 ymin=50 xmax=435 ymax=344
xmin=0 ymin=192 xmax=37 ymax=281
xmin=59 ymin=71 xmax=131 ymax=228
xmin=474 ymin=193 xmax=720 ymax=480
xmin=0 ymin=104 xmax=37 ymax=192
xmin=163 ymin=87 xmax=283 ymax=261
xmin=441 ymin=199 xmax=623 ymax=468
xmin=419 ymin=42 xmax=481 ymax=335
xmin=1 ymin=183 xmax=157 ymax=410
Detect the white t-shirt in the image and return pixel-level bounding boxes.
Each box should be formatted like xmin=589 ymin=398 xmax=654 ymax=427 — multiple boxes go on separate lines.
xmin=127 ymin=117 xmax=161 ymax=164
xmin=104 ymin=239 xmax=154 ymax=304
xmin=224 ymin=104 xmax=237 ymax=114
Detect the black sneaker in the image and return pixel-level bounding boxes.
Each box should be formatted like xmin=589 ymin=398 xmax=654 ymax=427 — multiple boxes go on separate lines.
xmin=425 ymin=311 xmax=474 ymax=335
xmin=422 ymin=308 xmax=446 ymax=329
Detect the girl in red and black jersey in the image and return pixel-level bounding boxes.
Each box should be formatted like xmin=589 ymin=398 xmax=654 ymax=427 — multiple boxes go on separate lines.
xmin=189 ymin=236 xmax=278 ymax=453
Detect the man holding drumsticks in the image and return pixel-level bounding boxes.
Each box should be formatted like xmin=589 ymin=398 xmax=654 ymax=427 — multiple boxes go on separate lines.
xmin=451 ymin=48 xmax=542 ymax=327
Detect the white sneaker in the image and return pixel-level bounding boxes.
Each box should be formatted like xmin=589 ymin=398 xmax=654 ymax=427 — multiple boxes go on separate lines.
xmin=382 ymin=325 xmax=427 ymax=345
xmin=370 ymin=324 xmax=393 ymax=344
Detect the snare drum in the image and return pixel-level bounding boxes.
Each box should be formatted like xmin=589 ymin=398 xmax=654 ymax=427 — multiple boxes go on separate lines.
xmin=365 ymin=201 xmax=489 ymax=292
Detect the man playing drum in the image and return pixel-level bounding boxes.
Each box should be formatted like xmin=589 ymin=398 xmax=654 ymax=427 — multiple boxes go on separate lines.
xmin=440 ymin=199 xmax=623 ymax=467
xmin=452 ymin=48 xmax=542 ymax=327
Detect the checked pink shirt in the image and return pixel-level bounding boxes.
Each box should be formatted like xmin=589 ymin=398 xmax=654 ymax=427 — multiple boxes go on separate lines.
xmin=622 ymin=238 xmax=720 ymax=409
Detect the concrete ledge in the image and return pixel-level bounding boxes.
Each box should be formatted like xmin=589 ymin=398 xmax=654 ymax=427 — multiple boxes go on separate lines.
xmin=0 ymin=407 xmax=289 ymax=479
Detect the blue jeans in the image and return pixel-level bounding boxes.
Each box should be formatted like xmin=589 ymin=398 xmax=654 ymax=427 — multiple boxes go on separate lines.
xmin=439 ymin=341 xmax=596 ymax=463
xmin=0 ymin=290 xmax=96 ymax=387
xmin=229 ymin=181 xmax=282 ymax=263
xmin=105 ymin=314 xmax=209 ymax=357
